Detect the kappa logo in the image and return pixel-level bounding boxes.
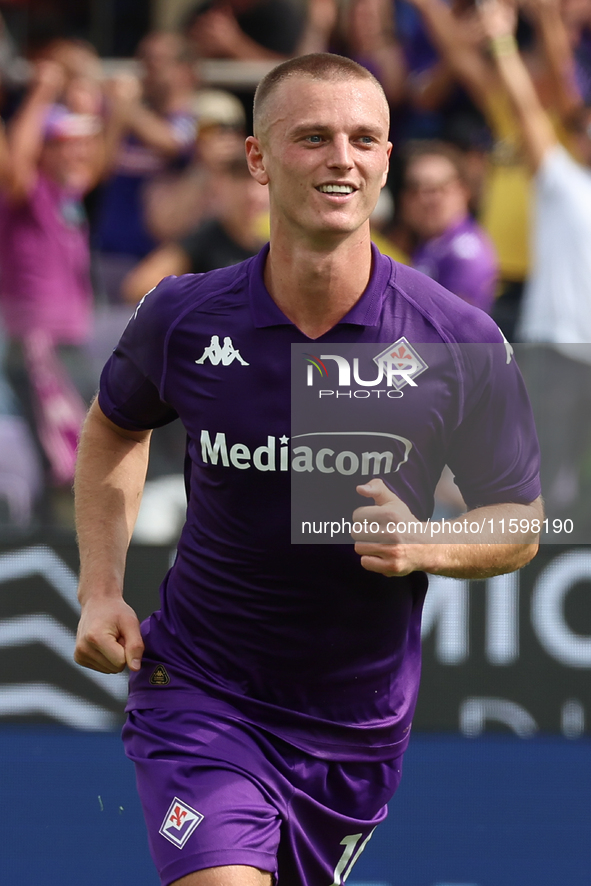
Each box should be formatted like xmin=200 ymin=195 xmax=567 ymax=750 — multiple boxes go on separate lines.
xmin=196 ymin=335 xmax=249 ymax=367
xmin=373 ymin=337 xmax=428 ymax=390
xmin=159 ymin=797 xmax=204 ymax=849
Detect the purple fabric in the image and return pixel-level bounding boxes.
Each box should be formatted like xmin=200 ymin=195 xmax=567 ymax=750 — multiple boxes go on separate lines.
xmin=0 ymin=173 xmax=93 ymax=343
xmin=99 ymin=245 xmax=540 ymax=761
xmin=123 ymin=703 xmax=400 ymax=886
xmin=412 ymin=215 xmax=498 ymax=313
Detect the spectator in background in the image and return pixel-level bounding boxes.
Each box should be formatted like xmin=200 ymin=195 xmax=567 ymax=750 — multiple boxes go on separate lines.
xmin=93 ymin=32 xmax=198 ymax=304
xmin=0 ymin=60 xmax=104 ymax=513
xmin=332 ymin=0 xmax=407 ymax=109
xmin=0 ymin=124 xmax=42 ymax=530
xmin=479 ymin=0 xmax=591 ymax=337
xmin=400 ymin=0 xmax=492 ymax=138
xmin=405 ymin=0 xmax=580 ymax=339
xmin=400 ymin=140 xmax=498 ymax=312
xmin=182 ymin=0 xmax=307 ymax=60
xmin=33 ymin=36 xmax=104 ymax=116
xmin=480 ymin=0 xmax=591 ymax=531
xmin=143 ymin=87 xmax=248 ymax=243
xmin=401 ymin=141 xmax=498 ymax=313
xmin=561 ymin=0 xmax=591 ymax=104
xmin=122 ymin=153 xmax=269 ymax=304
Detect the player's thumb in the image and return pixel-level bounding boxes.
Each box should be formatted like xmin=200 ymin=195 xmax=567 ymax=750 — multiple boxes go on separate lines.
xmin=356 ymin=478 xmax=399 ymax=506
xmin=122 ymin=621 xmax=144 ymax=672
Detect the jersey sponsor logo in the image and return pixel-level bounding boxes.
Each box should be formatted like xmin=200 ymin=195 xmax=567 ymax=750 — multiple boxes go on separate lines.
xmin=200 ymin=430 xmax=412 ymax=476
xmin=196 ymin=335 xmax=249 ymax=367
xmin=159 ymin=797 xmax=204 ymax=849
xmin=304 ymin=337 xmax=428 ymax=392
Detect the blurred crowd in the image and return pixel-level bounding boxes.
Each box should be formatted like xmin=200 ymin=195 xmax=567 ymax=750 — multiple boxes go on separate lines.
xmin=0 ymin=0 xmax=590 ymax=539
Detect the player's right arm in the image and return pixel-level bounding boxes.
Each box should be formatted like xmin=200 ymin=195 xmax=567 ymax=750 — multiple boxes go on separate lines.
xmin=74 ymin=398 xmax=152 ymax=675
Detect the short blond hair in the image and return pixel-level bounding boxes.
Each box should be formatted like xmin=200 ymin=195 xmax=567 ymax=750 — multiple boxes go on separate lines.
xmin=253 ymin=53 xmax=389 ymax=138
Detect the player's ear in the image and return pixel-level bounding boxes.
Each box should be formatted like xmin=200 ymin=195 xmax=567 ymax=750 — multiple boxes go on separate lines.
xmin=381 ymin=142 xmax=393 ymax=188
xmin=245 ymin=136 xmax=270 ymax=186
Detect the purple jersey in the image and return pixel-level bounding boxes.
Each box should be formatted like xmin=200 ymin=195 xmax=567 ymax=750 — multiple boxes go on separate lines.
xmin=99 ymin=245 xmax=540 ymax=762
xmin=412 ymin=215 xmax=498 ymax=314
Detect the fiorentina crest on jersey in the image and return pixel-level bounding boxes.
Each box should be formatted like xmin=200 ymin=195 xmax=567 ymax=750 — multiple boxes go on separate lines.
xmin=159 ymin=797 xmax=204 ymax=849
xmin=373 ymin=337 xmax=429 ymax=390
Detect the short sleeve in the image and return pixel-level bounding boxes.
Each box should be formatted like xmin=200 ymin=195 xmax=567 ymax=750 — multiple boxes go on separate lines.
xmin=446 ymin=342 xmax=541 ymax=508
xmin=98 ymin=277 xmax=180 ymax=431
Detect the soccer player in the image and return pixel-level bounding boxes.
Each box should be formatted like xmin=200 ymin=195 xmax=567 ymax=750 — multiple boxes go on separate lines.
xmin=74 ymin=53 xmax=542 ymax=886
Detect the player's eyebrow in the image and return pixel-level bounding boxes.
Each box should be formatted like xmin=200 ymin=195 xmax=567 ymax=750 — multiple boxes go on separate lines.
xmin=288 ymin=122 xmax=386 ymax=139
xmin=288 ymin=123 xmax=332 ymax=137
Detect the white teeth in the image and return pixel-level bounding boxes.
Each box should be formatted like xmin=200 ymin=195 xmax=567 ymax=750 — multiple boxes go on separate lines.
xmin=318 ymin=184 xmax=354 ymax=194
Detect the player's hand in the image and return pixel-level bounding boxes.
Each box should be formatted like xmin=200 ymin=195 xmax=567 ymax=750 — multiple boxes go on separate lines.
xmin=352 ymin=478 xmax=428 ymax=576
xmin=74 ymin=596 xmax=144 ymax=674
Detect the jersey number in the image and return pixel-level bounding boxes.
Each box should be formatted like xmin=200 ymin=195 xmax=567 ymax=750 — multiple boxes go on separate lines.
xmin=329 ymin=828 xmax=376 ymax=885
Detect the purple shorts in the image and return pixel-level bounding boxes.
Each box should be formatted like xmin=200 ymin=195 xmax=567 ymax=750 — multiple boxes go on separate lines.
xmin=123 ymin=704 xmax=404 ymax=886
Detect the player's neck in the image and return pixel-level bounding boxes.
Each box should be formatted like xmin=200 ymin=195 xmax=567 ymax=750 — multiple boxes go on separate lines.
xmin=264 ymin=227 xmax=373 ymax=339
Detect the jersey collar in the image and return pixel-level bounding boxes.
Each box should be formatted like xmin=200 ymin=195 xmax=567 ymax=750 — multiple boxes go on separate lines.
xmin=249 ymin=242 xmax=394 ymax=330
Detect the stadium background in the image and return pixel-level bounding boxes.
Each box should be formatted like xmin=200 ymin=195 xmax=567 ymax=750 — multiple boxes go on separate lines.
xmin=0 ymin=1 xmax=590 ymax=884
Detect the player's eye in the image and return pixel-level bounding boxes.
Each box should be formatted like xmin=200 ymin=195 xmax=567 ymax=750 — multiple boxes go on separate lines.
xmin=305 ymin=134 xmax=324 ymax=144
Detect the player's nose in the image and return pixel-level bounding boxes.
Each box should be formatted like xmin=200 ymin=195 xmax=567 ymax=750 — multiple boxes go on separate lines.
xmin=326 ymin=134 xmax=354 ymax=169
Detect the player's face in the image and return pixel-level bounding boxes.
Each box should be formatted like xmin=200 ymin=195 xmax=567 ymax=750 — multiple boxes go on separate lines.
xmin=246 ymin=77 xmax=391 ymax=243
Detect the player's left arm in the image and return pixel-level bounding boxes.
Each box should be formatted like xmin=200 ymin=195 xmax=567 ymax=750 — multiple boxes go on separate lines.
xmin=352 ymin=478 xmax=543 ymax=579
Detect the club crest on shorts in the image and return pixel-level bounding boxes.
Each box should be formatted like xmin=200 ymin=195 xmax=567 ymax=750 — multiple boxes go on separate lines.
xmin=159 ymin=797 xmax=204 ymax=849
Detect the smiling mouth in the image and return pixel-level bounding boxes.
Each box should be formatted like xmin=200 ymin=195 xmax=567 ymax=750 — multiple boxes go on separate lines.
xmin=316 ymin=184 xmax=356 ymax=195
